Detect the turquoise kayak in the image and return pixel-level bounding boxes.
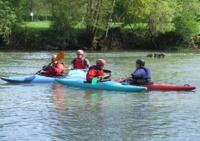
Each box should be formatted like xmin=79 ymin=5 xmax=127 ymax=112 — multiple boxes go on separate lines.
xmin=1 ymin=69 xmax=86 ymax=83
xmin=55 ymin=78 xmax=147 ymax=92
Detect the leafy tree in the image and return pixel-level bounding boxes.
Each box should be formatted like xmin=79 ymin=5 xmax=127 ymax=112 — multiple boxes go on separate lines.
xmin=50 ymin=0 xmax=85 ymax=49
xmin=0 ymin=0 xmax=16 ymax=44
xmin=174 ymin=0 xmax=200 ymax=40
xmin=84 ymin=0 xmax=116 ymax=49
xmin=147 ymin=0 xmax=177 ymax=49
xmin=114 ymin=0 xmax=155 ymax=27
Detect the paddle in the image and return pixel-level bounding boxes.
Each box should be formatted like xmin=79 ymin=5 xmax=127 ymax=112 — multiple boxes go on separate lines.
xmin=92 ymin=77 xmax=100 ymax=85
xmin=36 ymin=52 xmax=65 ymax=74
xmin=103 ymin=69 xmax=111 ymax=73
xmin=103 ymin=69 xmax=121 ymax=75
xmin=91 ymin=74 xmax=112 ymax=85
xmin=54 ymin=51 xmax=65 ymax=62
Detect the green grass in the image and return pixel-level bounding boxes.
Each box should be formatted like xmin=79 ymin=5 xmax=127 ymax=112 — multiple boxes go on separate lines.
xmin=73 ymin=23 xmax=86 ymax=29
xmin=21 ymin=21 xmax=51 ymax=32
xmin=22 ymin=21 xmax=146 ymax=30
xmin=20 ymin=21 xmax=200 ymax=35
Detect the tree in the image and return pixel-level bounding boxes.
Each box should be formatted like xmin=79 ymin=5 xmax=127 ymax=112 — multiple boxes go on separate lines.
xmin=115 ymin=0 xmax=155 ymax=26
xmin=85 ymin=0 xmax=116 ymax=49
xmin=174 ymin=0 xmax=200 ymax=41
xmin=50 ymin=0 xmax=85 ymax=49
xmin=0 ymin=0 xmax=17 ymax=44
xmin=146 ymin=0 xmax=177 ymax=49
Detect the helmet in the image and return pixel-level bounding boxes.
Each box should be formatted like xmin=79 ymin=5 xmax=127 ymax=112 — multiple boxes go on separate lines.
xmin=76 ymin=49 xmax=84 ymax=55
xmin=136 ymin=59 xmax=145 ymax=66
xmin=52 ymin=55 xmax=56 ymax=60
xmin=96 ymin=59 xmax=106 ymax=66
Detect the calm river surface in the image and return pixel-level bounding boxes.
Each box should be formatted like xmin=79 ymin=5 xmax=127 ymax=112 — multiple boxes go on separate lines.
xmin=0 ymin=51 xmax=200 ymax=141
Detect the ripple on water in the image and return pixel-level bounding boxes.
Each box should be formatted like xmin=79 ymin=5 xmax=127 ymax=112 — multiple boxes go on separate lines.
xmin=0 ymin=51 xmax=200 ymax=141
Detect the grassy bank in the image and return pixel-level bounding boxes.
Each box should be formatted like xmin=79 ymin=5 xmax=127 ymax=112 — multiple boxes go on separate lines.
xmin=22 ymin=21 xmax=51 ymax=29
xmin=21 ymin=21 xmax=148 ymax=32
xmin=5 ymin=21 xmax=199 ymax=51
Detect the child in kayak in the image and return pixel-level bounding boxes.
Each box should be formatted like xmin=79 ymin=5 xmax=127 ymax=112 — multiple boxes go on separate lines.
xmin=40 ymin=55 xmax=66 ymax=76
xmin=68 ymin=50 xmax=90 ymax=69
xmin=86 ymin=59 xmax=111 ymax=82
xmin=121 ymin=59 xmax=151 ymax=85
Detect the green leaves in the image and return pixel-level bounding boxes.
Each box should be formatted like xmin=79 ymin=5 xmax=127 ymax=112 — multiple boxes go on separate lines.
xmin=174 ymin=0 xmax=200 ymax=40
xmin=1 ymin=0 xmax=200 ymax=48
xmin=147 ymin=0 xmax=176 ymax=34
xmin=0 ymin=0 xmax=17 ymax=43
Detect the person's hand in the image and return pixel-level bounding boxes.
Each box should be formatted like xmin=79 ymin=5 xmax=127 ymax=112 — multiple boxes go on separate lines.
xmin=50 ymin=64 xmax=55 ymax=69
xmin=36 ymin=71 xmax=40 ymax=74
xmin=98 ymin=76 xmax=104 ymax=80
xmin=119 ymin=79 xmax=125 ymax=83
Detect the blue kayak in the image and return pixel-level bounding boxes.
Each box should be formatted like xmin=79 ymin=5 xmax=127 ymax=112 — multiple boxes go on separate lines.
xmin=55 ymin=78 xmax=147 ymax=92
xmin=1 ymin=69 xmax=86 ymax=83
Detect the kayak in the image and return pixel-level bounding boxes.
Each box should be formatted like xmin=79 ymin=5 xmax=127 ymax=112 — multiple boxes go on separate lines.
xmin=137 ymin=82 xmax=196 ymax=91
xmin=113 ymin=79 xmax=196 ymax=91
xmin=55 ymin=78 xmax=147 ymax=92
xmin=1 ymin=69 xmax=86 ymax=83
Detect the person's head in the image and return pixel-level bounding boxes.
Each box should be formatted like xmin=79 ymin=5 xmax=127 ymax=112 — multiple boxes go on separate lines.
xmin=136 ymin=59 xmax=145 ymax=68
xmin=52 ymin=55 xmax=57 ymax=62
xmin=76 ymin=49 xmax=84 ymax=59
xmin=96 ymin=59 xmax=106 ymax=70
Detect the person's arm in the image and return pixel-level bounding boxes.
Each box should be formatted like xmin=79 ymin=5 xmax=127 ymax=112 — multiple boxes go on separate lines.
xmin=120 ymin=71 xmax=136 ymax=82
xmin=122 ymin=75 xmax=132 ymax=81
xmin=87 ymin=69 xmax=97 ymax=82
xmin=132 ymin=69 xmax=146 ymax=78
xmin=68 ymin=59 xmax=75 ymax=69
xmin=84 ymin=59 xmax=90 ymax=68
xmin=41 ymin=69 xmax=52 ymax=75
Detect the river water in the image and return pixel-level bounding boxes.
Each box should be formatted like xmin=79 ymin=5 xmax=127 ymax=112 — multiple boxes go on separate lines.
xmin=0 ymin=51 xmax=200 ymax=141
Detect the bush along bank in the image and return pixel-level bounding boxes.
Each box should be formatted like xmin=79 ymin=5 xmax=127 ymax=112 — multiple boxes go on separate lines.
xmin=1 ymin=27 xmax=200 ymax=51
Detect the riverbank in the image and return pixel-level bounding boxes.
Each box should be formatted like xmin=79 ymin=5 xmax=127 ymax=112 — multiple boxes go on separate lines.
xmin=1 ymin=21 xmax=200 ymax=51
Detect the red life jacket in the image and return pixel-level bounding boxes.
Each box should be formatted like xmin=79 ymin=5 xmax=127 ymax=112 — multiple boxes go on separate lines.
xmin=74 ymin=58 xmax=86 ymax=69
xmin=42 ymin=63 xmax=65 ymax=76
xmin=86 ymin=65 xmax=104 ymax=82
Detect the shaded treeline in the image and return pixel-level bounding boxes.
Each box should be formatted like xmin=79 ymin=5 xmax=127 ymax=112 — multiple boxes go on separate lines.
xmin=0 ymin=0 xmax=200 ymax=50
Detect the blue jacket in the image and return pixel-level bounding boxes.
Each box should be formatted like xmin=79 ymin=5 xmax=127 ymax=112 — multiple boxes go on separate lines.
xmin=130 ymin=67 xmax=151 ymax=85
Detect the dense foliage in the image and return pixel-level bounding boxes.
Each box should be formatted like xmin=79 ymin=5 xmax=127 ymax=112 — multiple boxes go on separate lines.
xmin=0 ymin=0 xmax=200 ymax=50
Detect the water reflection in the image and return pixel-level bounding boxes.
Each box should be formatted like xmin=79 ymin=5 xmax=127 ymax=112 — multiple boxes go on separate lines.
xmin=83 ymin=90 xmax=103 ymax=112
xmin=1 ymin=51 xmax=200 ymax=141
xmin=52 ymin=84 xmax=65 ymax=123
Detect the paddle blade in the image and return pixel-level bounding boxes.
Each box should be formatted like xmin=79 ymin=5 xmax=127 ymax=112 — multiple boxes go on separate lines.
xmin=92 ymin=77 xmax=100 ymax=85
xmin=55 ymin=52 xmax=65 ymax=61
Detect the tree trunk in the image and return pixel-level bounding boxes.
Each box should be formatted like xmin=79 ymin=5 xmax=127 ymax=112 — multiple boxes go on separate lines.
xmin=86 ymin=0 xmax=104 ymax=49
xmin=102 ymin=0 xmax=116 ymax=40
xmin=147 ymin=17 xmax=158 ymax=49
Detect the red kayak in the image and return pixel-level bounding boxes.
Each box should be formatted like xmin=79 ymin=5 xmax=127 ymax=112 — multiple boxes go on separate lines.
xmin=114 ymin=79 xmax=196 ymax=91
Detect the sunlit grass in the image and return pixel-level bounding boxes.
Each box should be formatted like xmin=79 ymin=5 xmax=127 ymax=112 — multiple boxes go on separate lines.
xmin=21 ymin=21 xmax=51 ymax=32
xmin=22 ymin=21 xmax=191 ymax=34
xmin=22 ymin=21 xmax=147 ymax=31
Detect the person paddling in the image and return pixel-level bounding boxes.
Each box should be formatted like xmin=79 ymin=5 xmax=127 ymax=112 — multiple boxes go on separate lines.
xmin=86 ymin=59 xmax=111 ymax=82
xmin=68 ymin=50 xmax=90 ymax=69
xmin=121 ymin=59 xmax=151 ymax=85
xmin=41 ymin=55 xmax=57 ymax=71
xmin=40 ymin=55 xmax=66 ymax=76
